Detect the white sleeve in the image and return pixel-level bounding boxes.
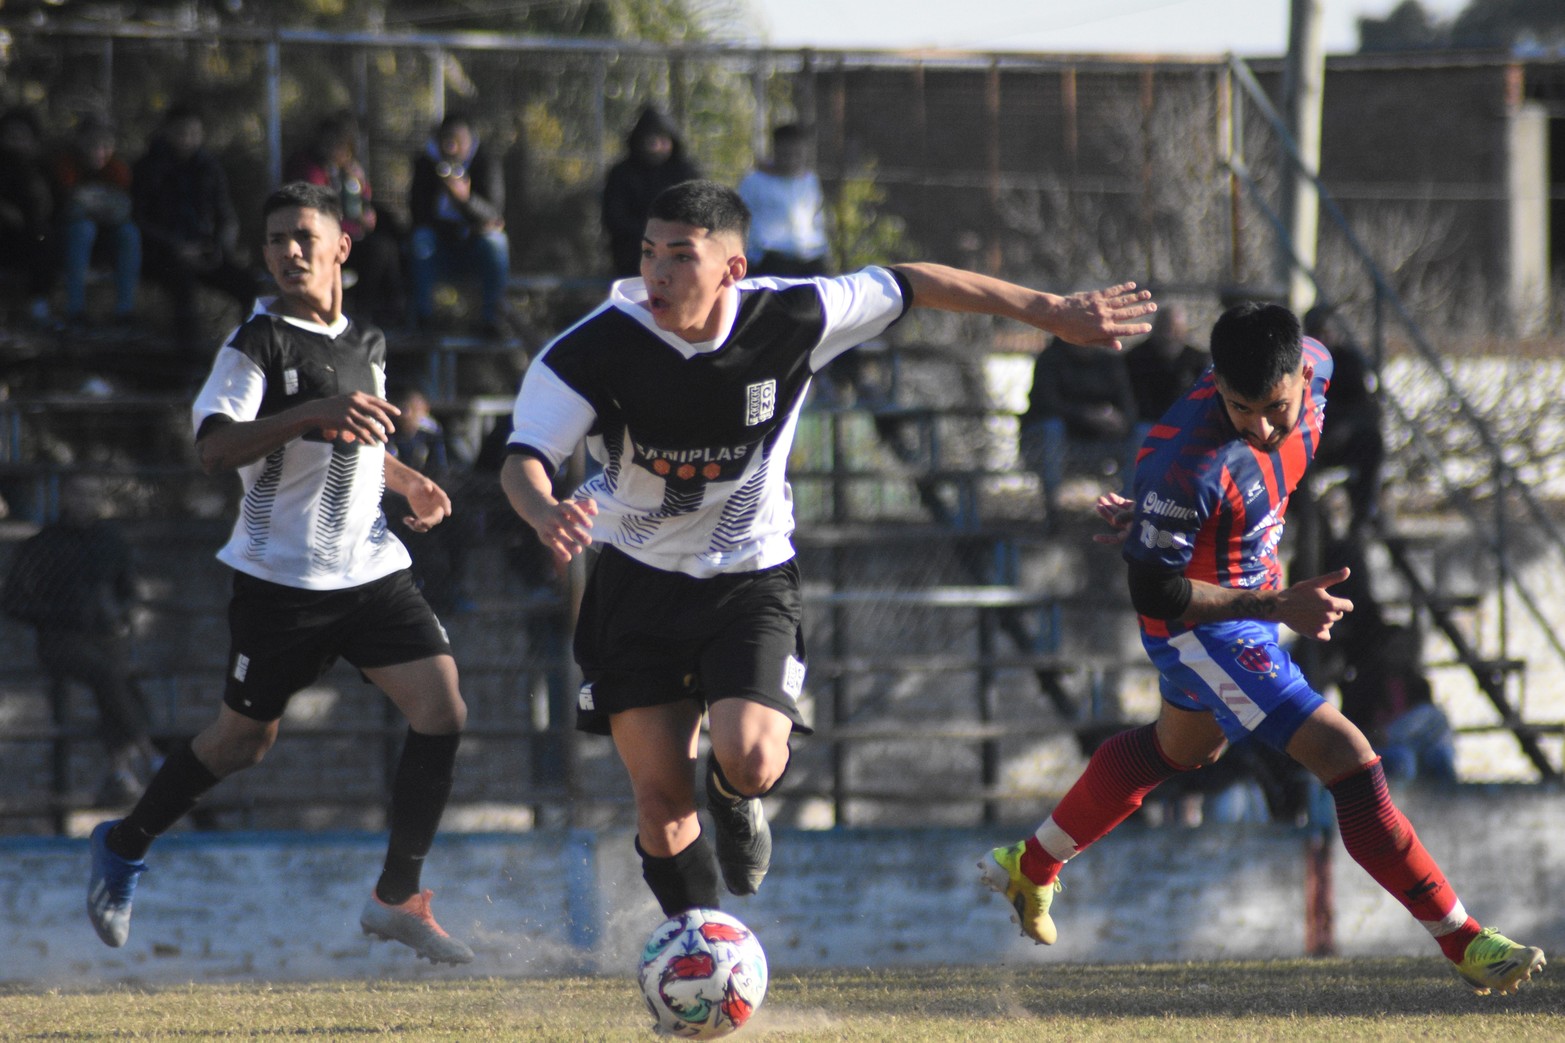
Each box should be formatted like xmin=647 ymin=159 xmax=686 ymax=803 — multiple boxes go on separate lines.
xmin=807 ymin=266 xmax=908 ymax=371
xmin=191 ymin=345 xmax=266 ymax=435
xmin=507 ymin=360 xmax=597 ymax=472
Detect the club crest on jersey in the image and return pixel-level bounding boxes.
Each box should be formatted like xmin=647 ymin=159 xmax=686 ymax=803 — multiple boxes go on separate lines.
xmin=745 ymin=379 xmax=777 ymax=426
xmin=1231 ymin=640 xmax=1279 ymax=678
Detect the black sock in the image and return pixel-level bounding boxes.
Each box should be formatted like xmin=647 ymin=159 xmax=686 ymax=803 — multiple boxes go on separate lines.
xmin=109 ymin=742 xmax=221 ymax=861
xmin=376 ymin=728 xmax=460 ymax=905
xmin=638 ymin=832 xmax=721 ymax=917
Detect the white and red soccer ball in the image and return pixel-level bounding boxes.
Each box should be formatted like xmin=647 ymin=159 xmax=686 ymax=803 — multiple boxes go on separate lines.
xmin=637 ymin=908 xmax=768 ymax=1038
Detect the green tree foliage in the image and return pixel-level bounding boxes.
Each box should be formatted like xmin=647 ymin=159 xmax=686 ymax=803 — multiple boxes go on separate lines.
xmin=1358 ymin=0 xmax=1565 ymax=52
xmin=0 ymin=0 xmax=750 ymax=38
xmin=829 ymin=164 xmax=917 ymax=274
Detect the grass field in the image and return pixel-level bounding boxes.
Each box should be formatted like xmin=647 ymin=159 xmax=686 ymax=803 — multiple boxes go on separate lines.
xmin=0 ymin=958 xmax=1557 ymax=1042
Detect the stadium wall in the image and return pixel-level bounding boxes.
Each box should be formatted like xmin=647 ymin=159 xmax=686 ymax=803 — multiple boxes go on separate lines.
xmin=5 ymin=786 xmax=1559 ymax=985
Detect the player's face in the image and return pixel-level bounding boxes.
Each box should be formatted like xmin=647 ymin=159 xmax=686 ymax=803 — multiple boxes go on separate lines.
xmin=263 ymin=205 xmax=350 ymax=307
xmin=1215 ymin=368 xmax=1307 ymax=452
xmin=640 ymin=218 xmax=746 ymax=342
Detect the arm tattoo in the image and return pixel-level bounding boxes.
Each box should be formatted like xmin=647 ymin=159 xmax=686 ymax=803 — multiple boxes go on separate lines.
xmin=1181 ymin=583 xmax=1277 ymax=625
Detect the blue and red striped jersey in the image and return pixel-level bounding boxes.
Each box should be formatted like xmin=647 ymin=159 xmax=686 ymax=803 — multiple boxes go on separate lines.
xmin=1122 ymin=336 xmax=1333 ymax=636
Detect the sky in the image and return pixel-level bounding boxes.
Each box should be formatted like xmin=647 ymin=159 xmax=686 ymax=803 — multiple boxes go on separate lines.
xmin=742 ymin=0 xmax=1472 ymax=57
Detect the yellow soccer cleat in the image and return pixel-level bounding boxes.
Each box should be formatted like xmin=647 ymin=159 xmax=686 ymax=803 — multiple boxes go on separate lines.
xmin=1454 ymin=927 xmax=1546 ymax=996
xmin=978 ymin=842 xmax=1062 ymax=945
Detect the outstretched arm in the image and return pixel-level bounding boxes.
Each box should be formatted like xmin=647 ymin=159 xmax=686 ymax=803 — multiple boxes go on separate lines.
xmin=1181 ymin=569 xmax=1354 ymax=641
xmin=891 ymin=263 xmax=1156 ymax=350
xmin=1104 ymin=493 xmax=1355 ymax=640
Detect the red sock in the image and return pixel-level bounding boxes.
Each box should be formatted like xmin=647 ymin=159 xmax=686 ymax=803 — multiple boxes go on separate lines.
xmin=1019 ymin=724 xmax=1185 ymax=885
xmin=1330 ymin=759 xmax=1480 ymax=961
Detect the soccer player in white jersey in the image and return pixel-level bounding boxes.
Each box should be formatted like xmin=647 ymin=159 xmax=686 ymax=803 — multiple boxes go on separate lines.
xmin=500 ymin=178 xmax=1156 ymax=918
xmin=86 ymin=182 xmax=473 ymax=965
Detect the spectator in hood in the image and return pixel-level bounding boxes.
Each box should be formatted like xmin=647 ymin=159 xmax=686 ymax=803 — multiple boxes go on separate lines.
xmin=133 ymin=105 xmax=256 ymax=353
xmin=601 ymin=106 xmax=701 ymax=278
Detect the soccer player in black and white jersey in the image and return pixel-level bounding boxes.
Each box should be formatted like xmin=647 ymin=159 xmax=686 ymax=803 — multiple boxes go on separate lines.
xmin=86 ymin=181 xmax=473 ymax=965
xmin=500 ymin=179 xmax=1156 ymax=918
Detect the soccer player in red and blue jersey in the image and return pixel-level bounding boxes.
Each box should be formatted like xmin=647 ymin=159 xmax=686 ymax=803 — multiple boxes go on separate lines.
xmin=981 ymin=302 xmax=1546 ymax=996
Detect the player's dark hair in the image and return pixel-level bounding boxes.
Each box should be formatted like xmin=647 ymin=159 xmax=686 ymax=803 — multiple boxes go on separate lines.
xmin=1209 ymin=302 xmax=1302 ymax=399
xmin=648 ymin=179 xmax=750 ymax=243
xmin=438 ymin=111 xmax=473 ymax=136
xmin=262 ymin=180 xmax=344 ymax=225
xmin=163 ymin=103 xmax=203 ymax=127
xmin=771 ymin=122 xmax=808 ymax=146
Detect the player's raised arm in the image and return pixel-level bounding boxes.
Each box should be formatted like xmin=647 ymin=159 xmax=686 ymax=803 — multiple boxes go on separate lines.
xmin=891 ymin=263 xmax=1156 ymax=350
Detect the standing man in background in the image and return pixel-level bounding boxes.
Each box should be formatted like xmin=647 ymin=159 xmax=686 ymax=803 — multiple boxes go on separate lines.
xmin=738 ymin=123 xmax=828 ymax=278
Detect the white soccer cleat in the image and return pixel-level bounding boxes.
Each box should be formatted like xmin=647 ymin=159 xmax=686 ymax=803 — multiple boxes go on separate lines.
xmin=360 ymin=889 xmax=473 ymax=965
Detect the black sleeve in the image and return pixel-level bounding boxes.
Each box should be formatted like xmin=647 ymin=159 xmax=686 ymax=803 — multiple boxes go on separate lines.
xmin=504 ymin=442 xmax=558 ymax=474
xmin=1126 ymin=557 xmax=1193 ymax=620
xmin=463 ymin=146 xmax=505 ymax=227
xmin=886 ymin=266 xmax=915 ymax=311
xmin=195 ymin=413 xmax=235 ymax=442
xmin=409 ymin=154 xmax=438 ymax=227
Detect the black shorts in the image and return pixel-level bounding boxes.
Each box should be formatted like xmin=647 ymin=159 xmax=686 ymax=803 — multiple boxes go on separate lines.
xmin=573 ymin=546 xmax=812 ymax=737
xmin=223 ymin=569 xmax=453 ymax=722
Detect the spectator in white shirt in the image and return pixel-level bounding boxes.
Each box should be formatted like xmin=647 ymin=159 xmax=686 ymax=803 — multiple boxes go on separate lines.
xmin=737 ymin=124 xmax=828 ymax=278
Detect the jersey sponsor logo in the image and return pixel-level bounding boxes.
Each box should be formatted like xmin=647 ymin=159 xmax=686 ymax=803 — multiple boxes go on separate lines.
xmin=781 ymin=655 xmax=806 ymax=699
xmin=633 ymin=440 xmax=752 ymax=484
xmin=232 ymin=653 xmax=250 ymax=682
xmin=1141 ymin=491 xmax=1198 ymax=522
xmin=284 ymin=367 xmax=300 ymax=395
xmin=578 ymin=682 xmax=595 ymax=711
xmin=745 ymin=379 xmax=777 ymax=426
xmin=1243 ymin=503 xmax=1283 ymax=539
xmin=1137 ymin=520 xmax=1191 ymax=551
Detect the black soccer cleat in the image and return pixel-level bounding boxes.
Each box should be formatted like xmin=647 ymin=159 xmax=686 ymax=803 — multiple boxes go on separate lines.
xmin=705 ymin=759 xmax=772 ymax=897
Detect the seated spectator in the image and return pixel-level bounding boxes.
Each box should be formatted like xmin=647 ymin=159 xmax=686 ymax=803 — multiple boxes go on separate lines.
xmin=1 ymin=475 xmax=160 ymax=806
xmin=1303 ymin=302 xmax=1385 ymax=541
xmin=1123 ymin=303 xmax=1209 ymax=427
xmin=384 ymin=384 xmax=472 ymax=614
xmin=284 ymin=112 xmax=404 ymax=327
xmin=133 ymin=105 xmax=255 ymax=353
xmin=1339 ymin=623 xmax=1456 ymax=785
xmin=1018 ymin=336 xmax=1139 ymax=524
xmin=601 ymin=106 xmax=700 ymax=278
xmin=408 ymin=112 xmax=510 ymax=337
xmin=0 ymin=106 xmax=55 ymax=325
xmin=52 ymin=114 xmax=141 ymax=326
xmin=738 ymin=123 xmax=829 ymax=278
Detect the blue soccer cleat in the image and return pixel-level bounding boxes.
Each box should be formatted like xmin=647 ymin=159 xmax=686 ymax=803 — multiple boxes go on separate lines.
xmin=86 ymin=820 xmax=147 ymax=948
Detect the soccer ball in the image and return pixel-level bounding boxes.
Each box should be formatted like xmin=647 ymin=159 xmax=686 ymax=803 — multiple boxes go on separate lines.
xmin=637 ymin=908 xmax=768 ymax=1039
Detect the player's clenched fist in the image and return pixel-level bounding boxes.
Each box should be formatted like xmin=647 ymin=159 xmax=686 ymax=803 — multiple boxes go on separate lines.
xmin=316 ymin=391 xmax=399 ymax=445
